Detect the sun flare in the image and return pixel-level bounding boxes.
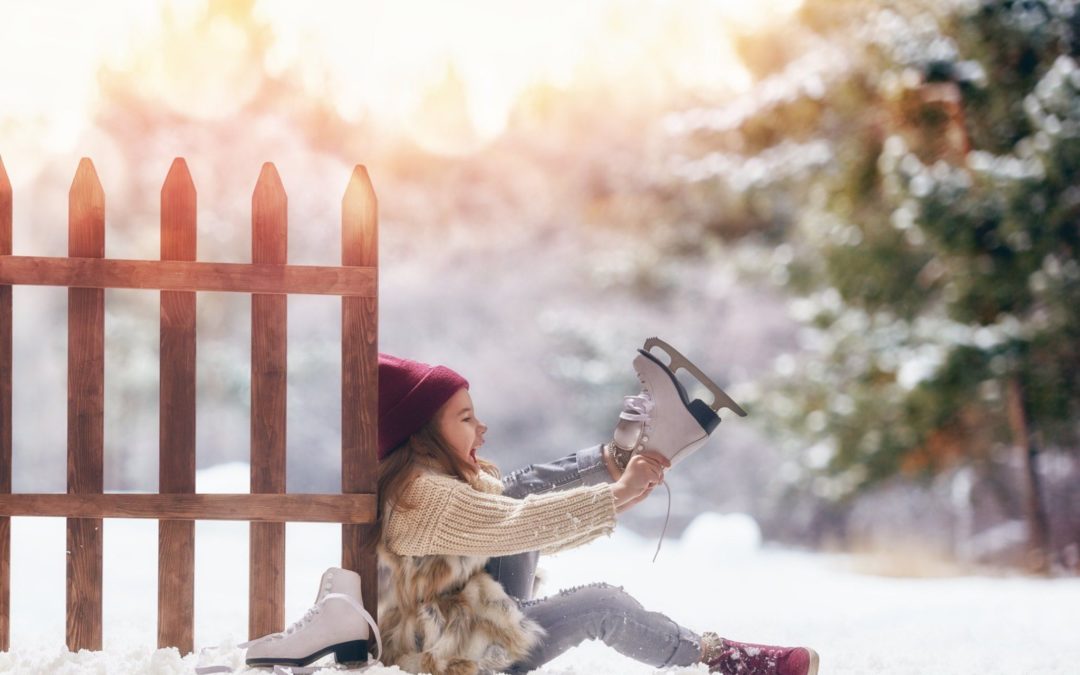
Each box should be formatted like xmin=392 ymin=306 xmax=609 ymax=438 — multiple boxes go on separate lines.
xmin=0 ymin=0 xmax=803 ymax=169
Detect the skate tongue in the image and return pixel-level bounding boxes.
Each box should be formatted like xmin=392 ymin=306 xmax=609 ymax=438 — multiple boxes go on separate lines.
xmin=620 ymin=394 xmax=654 ymax=421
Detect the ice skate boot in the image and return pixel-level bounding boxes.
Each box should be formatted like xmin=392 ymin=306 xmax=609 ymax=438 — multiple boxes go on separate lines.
xmin=614 ymin=337 xmax=746 ymax=467
xmin=310 ymin=566 xmax=363 ymax=606
xmin=241 ymin=567 xmax=382 ymax=670
xmin=700 ymin=631 xmax=820 ymax=675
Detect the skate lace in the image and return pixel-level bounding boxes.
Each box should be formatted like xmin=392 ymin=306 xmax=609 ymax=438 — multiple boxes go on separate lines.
xmin=653 ymin=478 xmax=672 ymax=563
xmin=274 ymin=604 xmax=321 ymax=639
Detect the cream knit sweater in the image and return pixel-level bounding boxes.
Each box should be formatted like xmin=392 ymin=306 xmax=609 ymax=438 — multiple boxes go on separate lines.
xmin=384 ymin=468 xmax=617 ymax=558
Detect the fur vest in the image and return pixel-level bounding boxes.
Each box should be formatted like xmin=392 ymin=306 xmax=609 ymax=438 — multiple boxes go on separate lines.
xmin=376 ymin=469 xmax=546 ymax=675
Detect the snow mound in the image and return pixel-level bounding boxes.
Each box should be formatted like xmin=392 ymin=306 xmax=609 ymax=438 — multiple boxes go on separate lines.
xmin=679 ymin=512 xmax=761 ymax=562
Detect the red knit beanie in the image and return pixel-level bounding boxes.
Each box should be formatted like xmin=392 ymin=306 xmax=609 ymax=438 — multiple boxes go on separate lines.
xmin=378 ymin=352 xmax=469 ymax=460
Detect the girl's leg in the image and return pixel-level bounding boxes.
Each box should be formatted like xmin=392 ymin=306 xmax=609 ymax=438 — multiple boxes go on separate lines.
xmin=485 ymin=549 xmax=540 ymax=601
xmin=505 ymin=581 xmax=702 ymax=674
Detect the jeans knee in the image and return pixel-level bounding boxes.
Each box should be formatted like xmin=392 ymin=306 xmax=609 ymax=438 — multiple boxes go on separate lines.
xmin=558 ymin=581 xmax=642 ymax=614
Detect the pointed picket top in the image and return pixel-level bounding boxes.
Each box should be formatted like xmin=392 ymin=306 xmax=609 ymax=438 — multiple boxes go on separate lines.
xmin=70 ymin=157 xmax=103 ymax=198
xmin=253 ymin=161 xmax=284 ymax=197
xmin=161 ymin=158 xmax=196 ymax=261
xmin=342 ymin=164 xmax=377 ymax=267
xmin=252 ymin=162 xmax=287 ymax=264
xmin=69 ymin=157 xmax=104 ymax=257
xmin=1 ymin=155 xmax=10 ymax=255
xmin=343 ymin=164 xmax=375 ymax=207
xmin=163 ymin=157 xmax=195 ymax=196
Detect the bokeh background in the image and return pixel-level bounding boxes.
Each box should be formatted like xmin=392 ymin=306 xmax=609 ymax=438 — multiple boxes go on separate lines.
xmin=3 ymin=0 xmax=1078 ymax=577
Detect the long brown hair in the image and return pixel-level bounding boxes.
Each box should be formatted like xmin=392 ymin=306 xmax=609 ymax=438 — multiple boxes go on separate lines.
xmin=366 ymin=415 xmax=500 ymax=553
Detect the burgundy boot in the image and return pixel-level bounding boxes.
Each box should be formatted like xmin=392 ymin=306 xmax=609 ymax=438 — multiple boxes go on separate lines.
xmin=700 ymin=631 xmax=819 ymax=675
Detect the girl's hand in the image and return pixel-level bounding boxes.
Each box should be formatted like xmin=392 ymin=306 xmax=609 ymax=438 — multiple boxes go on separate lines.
xmin=611 ymin=452 xmax=668 ymax=513
xmin=615 ymin=481 xmax=656 ymax=513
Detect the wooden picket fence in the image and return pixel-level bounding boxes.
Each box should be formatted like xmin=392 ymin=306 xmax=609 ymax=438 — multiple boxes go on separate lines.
xmin=0 ymin=156 xmax=380 ymax=656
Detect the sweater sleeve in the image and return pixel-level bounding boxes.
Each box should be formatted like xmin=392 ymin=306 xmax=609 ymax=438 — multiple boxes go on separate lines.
xmin=385 ymin=472 xmax=617 ymax=557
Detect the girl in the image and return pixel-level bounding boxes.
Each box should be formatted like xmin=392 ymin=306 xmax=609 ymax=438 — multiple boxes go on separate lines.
xmin=373 ymin=352 xmax=818 ymax=675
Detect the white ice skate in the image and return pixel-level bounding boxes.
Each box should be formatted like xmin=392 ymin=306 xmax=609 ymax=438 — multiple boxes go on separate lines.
xmin=614 ymin=337 xmax=746 ymax=467
xmin=244 ymin=567 xmax=382 ymax=669
xmin=195 ymin=567 xmax=382 ymax=674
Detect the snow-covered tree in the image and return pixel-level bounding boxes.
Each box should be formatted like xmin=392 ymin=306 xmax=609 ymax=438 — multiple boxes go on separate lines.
xmin=667 ymin=0 xmax=1080 ymax=571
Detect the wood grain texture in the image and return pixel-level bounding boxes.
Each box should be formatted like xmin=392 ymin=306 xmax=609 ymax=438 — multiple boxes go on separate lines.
xmin=0 ymin=493 xmax=375 ymax=522
xmin=0 ymin=516 xmax=7 ymax=654
xmin=158 ymin=158 xmax=196 ymax=655
xmin=158 ymin=520 xmax=193 ymax=652
xmin=250 ymin=162 xmax=287 ymax=640
xmin=0 ymin=255 xmax=375 ymax=296
xmin=67 ymin=158 xmax=104 ymax=652
xmin=0 ymin=154 xmax=11 ymax=652
xmin=341 ymin=165 xmax=379 ymax=632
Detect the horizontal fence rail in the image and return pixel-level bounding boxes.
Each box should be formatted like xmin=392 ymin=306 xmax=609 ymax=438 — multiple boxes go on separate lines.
xmin=0 ymin=155 xmax=380 ymax=657
xmin=0 ymin=255 xmax=377 ymax=296
xmin=0 ymin=494 xmax=376 ymax=523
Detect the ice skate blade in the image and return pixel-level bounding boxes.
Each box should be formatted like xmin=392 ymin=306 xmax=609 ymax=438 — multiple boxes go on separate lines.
xmin=640 ymin=337 xmax=747 ymax=418
xmin=637 ymin=348 xmax=718 ymax=436
xmin=245 ymin=638 xmax=369 ymax=668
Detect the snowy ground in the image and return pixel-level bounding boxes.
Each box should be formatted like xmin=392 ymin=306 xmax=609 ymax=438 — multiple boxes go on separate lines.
xmin=2 ymin=463 xmax=1079 ymax=674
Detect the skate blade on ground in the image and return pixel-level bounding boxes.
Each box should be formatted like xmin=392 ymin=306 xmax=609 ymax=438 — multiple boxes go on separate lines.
xmin=245 ymin=638 xmax=369 ymax=669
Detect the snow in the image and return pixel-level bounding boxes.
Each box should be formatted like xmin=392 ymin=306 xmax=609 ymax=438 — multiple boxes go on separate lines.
xmin=3 ymin=465 xmax=1080 ymax=674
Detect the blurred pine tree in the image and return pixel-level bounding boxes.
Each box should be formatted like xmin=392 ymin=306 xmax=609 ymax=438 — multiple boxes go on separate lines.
xmin=671 ymin=0 xmax=1079 ymax=570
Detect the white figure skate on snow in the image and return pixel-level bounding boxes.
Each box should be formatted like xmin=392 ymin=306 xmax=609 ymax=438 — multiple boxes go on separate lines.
xmin=195 ymin=566 xmax=382 ymax=673
xmin=243 ymin=566 xmax=382 ymax=670
xmin=614 ymin=337 xmax=746 ymax=468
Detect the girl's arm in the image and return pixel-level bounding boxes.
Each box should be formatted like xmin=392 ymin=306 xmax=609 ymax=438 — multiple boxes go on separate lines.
xmin=500 ymin=443 xmax=617 ymax=499
xmin=385 ymin=472 xmax=619 ymax=558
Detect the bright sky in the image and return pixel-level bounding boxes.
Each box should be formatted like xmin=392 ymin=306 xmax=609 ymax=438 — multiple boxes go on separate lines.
xmin=0 ymin=0 xmax=802 ymax=167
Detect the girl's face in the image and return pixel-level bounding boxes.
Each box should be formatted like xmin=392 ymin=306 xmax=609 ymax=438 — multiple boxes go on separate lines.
xmin=435 ymin=387 xmax=487 ymax=467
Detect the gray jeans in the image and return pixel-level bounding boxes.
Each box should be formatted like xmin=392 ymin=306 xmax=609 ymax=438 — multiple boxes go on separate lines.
xmin=486 ymin=445 xmax=703 ymax=673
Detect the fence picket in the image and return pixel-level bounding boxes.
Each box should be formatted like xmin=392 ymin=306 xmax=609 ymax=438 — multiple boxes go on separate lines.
xmin=341 ymin=165 xmax=378 ymax=632
xmin=67 ymin=158 xmax=105 ymax=651
xmin=250 ymin=162 xmax=288 ymax=640
xmin=159 ymin=158 xmax=197 ymax=653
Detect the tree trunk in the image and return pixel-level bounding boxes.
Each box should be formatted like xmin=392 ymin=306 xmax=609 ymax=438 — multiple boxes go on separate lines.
xmin=1004 ymin=376 xmax=1053 ymax=574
